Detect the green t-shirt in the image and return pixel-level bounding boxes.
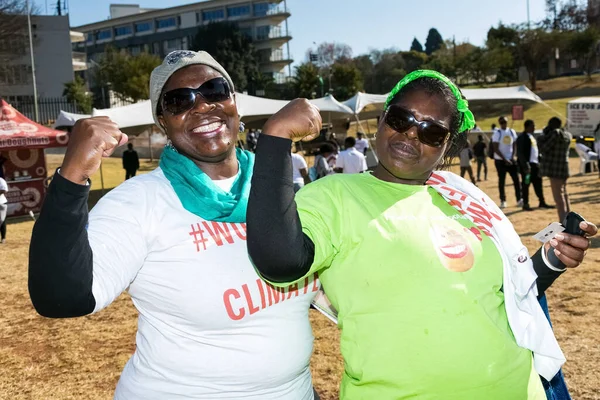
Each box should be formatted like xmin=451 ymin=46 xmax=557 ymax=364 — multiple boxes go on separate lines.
xmin=293 ymin=173 xmax=546 ymax=399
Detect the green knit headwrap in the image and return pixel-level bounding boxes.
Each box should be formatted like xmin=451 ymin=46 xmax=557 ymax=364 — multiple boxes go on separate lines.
xmin=384 ymin=70 xmax=476 ymax=133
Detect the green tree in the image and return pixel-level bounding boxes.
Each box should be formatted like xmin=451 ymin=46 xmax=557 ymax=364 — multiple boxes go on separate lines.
xmin=293 ymin=63 xmax=321 ymax=98
xmin=544 ymin=0 xmax=588 ymax=31
xmin=424 ymin=28 xmax=444 ymax=55
xmin=487 ymin=24 xmax=519 ymax=82
xmin=400 ymin=50 xmax=428 ymax=73
xmin=568 ymin=27 xmax=600 ymax=78
xmin=192 ymin=22 xmax=267 ymax=92
xmin=96 ymin=47 xmax=161 ymax=102
xmin=331 ymin=62 xmax=363 ymax=100
xmin=370 ymin=51 xmax=406 ymax=93
xmin=352 ymin=54 xmax=374 ymax=92
xmin=410 ymin=38 xmax=424 ymax=53
xmin=63 ymin=75 xmax=92 ymax=114
xmin=514 ymin=25 xmax=557 ymax=90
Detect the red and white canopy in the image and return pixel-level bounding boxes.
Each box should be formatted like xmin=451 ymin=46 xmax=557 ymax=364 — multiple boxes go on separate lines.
xmin=0 ymin=99 xmax=69 ymax=150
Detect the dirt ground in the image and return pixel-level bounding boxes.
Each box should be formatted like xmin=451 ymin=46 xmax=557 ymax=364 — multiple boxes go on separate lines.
xmin=0 ymin=156 xmax=598 ymax=400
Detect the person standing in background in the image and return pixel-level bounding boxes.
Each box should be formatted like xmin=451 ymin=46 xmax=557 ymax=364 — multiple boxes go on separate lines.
xmin=0 ymin=176 xmax=7 ymax=244
xmin=0 ymin=152 xmax=6 ymax=179
xmin=492 ymin=116 xmax=521 ymax=208
xmin=292 ymin=150 xmax=311 ymax=192
xmin=355 ymin=132 xmax=370 ymax=155
xmin=313 ymin=143 xmax=336 ymax=179
xmin=516 ymin=120 xmax=554 ymax=212
xmin=473 ymin=134 xmax=488 ymax=181
xmin=459 ymin=141 xmax=477 ymax=185
xmin=594 ymin=123 xmax=600 ymax=178
xmin=335 ymin=137 xmax=367 ymax=174
xmin=122 ymin=143 xmax=140 ymax=180
xmin=538 ymin=117 xmax=573 ymax=222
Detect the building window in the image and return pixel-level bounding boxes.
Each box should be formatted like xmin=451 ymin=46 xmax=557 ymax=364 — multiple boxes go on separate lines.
xmin=165 ymin=38 xmax=181 ymax=51
xmin=239 ymin=27 xmax=252 ymax=39
xmin=85 ymin=33 xmax=94 ymax=44
xmin=114 ymin=25 xmax=133 ymax=37
xmin=135 ymin=21 xmax=152 ymax=33
xmin=253 ymin=2 xmax=276 ymax=16
xmin=256 ymin=25 xmax=270 ymax=40
xmin=0 ymin=65 xmax=32 ymax=85
xmin=257 ymin=49 xmax=271 ymax=63
xmin=130 ymin=45 xmax=141 ymax=56
xmin=95 ymin=29 xmax=112 ymax=41
xmin=227 ymin=5 xmax=250 ymax=18
xmin=202 ymin=9 xmax=225 ymax=22
xmin=152 ymin=42 xmax=161 ymax=55
xmin=156 ymin=17 xmax=177 ymax=29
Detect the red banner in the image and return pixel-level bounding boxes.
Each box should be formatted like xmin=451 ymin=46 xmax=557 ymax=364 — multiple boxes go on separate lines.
xmin=512 ymin=105 xmax=524 ymax=121
xmin=3 ymin=148 xmax=47 ymax=218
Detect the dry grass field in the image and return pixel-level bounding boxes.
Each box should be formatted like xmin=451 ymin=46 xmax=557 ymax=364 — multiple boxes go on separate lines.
xmin=0 ymin=154 xmax=598 ymax=400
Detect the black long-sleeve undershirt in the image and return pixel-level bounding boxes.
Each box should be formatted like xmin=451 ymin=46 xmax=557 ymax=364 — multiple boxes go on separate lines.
xmin=28 ymin=171 xmax=95 ymax=318
xmin=247 ymin=135 xmax=315 ymax=283
xmin=247 ymin=135 xmax=563 ymax=296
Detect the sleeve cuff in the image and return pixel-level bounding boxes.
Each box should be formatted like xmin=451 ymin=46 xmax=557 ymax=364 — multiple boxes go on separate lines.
xmin=53 ymin=168 xmax=91 ymax=196
xmin=541 ymin=245 xmax=567 ymax=272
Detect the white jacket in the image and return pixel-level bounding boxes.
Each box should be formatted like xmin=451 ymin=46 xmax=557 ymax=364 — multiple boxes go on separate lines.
xmin=428 ymin=171 xmax=565 ymax=381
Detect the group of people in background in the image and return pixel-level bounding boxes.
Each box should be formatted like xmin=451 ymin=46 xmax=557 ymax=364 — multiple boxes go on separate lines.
xmin=459 ymin=116 xmax=574 ymax=222
xmin=291 ymin=133 xmax=370 ymax=192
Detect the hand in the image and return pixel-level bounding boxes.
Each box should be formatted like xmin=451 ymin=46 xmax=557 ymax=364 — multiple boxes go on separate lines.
xmin=262 ymin=99 xmax=322 ymax=142
xmin=60 ymin=117 xmax=128 ymax=185
xmin=544 ymin=221 xmax=598 ymax=268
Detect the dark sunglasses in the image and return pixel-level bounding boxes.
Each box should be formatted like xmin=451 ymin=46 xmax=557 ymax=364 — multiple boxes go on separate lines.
xmin=384 ymin=104 xmax=451 ymax=148
xmin=160 ymin=77 xmax=231 ymax=115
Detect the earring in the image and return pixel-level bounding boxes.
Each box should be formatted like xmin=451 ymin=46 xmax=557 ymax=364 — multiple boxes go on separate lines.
xmin=239 ymin=121 xmax=246 ymax=133
xmin=165 ymin=139 xmax=179 ymax=153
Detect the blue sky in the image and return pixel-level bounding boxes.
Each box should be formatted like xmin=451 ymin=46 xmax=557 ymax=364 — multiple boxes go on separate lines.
xmin=42 ymin=0 xmax=547 ymax=68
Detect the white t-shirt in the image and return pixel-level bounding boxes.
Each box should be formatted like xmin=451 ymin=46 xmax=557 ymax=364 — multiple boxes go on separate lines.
xmin=88 ymin=169 xmax=319 ymax=400
xmin=491 ymin=128 xmax=517 ymax=160
xmin=0 ymin=177 xmax=7 ymax=205
xmin=354 ymin=138 xmax=369 ymax=154
xmin=336 ymin=147 xmax=367 ymax=174
xmin=527 ymin=133 xmax=539 ymax=164
xmin=459 ymin=148 xmax=473 ymax=167
xmin=291 ymin=153 xmax=308 ymax=185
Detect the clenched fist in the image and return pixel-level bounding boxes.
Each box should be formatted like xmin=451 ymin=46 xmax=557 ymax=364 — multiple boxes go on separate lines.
xmin=262 ymin=99 xmax=322 ymax=142
xmin=60 ymin=117 xmax=128 ymax=185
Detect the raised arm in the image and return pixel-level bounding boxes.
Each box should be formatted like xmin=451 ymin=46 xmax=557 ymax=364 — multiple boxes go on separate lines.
xmin=29 ymin=118 xmax=144 ymax=317
xmin=247 ymin=100 xmax=324 ymax=283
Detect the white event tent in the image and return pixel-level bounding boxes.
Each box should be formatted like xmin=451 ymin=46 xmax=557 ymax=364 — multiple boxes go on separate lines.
xmin=54 ymin=85 xmax=544 ymax=131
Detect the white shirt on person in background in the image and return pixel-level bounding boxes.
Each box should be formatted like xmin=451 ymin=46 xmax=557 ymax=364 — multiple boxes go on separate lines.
xmin=0 ymin=177 xmax=7 ymax=205
xmin=527 ymin=133 xmax=540 ymax=164
xmin=336 ymin=147 xmax=368 ymax=174
xmin=492 ymin=128 xmax=517 ymax=161
xmin=291 ymin=153 xmax=308 ymax=185
xmin=354 ymin=138 xmax=369 ymax=154
xmin=87 ymin=168 xmax=319 ymax=400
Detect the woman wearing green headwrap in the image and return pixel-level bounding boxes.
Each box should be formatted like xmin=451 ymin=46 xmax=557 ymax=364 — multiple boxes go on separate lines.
xmin=247 ymin=70 xmax=597 ymax=399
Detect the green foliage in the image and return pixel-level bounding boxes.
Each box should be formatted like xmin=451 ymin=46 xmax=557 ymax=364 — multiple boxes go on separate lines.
xmin=293 ymin=63 xmax=321 ymax=98
xmin=331 ymin=62 xmax=363 ymax=100
xmin=410 ymin=38 xmax=424 ymax=53
xmin=96 ymin=47 xmax=161 ymax=102
xmin=63 ymin=75 xmax=92 ymax=114
xmin=191 ymin=22 xmax=266 ymax=92
xmin=567 ymin=27 xmax=600 ymax=77
xmin=424 ymin=28 xmax=444 ymax=55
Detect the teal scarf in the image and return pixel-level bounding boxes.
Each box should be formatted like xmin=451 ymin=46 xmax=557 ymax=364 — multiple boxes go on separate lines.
xmin=160 ymin=144 xmax=254 ymax=223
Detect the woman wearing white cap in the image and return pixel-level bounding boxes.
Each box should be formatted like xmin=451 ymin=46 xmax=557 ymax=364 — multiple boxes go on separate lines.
xmin=29 ymin=51 xmax=320 ymax=400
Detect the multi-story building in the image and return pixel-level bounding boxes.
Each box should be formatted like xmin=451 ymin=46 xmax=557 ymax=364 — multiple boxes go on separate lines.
xmin=73 ymin=0 xmax=293 ymax=84
xmin=0 ymin=15 xmax=80 ymax=100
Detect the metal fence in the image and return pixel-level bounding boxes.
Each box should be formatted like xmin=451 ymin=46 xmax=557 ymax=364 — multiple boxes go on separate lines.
xmin=6 ymin=96 xmax=81 ymax=126
xmin=5 ymin=94 xmax=135 ymax=126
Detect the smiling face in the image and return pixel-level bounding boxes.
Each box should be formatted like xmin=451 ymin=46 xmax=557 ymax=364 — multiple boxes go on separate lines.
xmin=157 ymin=64 xmax=239 ymax=164
xmin=375 ymin=90 xmax=452 ymax=182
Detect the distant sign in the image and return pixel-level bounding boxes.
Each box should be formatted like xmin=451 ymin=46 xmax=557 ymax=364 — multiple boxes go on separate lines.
xmin=512 ymin=105 xmax=524 ymax=121
xmin=567 ymin=101 xmax=600 ymax=137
